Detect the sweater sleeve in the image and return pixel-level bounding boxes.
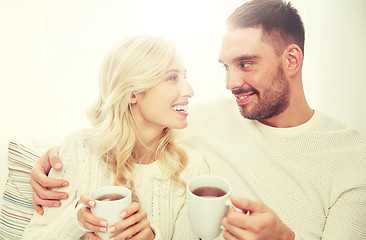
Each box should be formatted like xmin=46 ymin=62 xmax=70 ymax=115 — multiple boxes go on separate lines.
xmin=321 ymin=148 xmax=366 ymax=239
xmin=171 ymin=150 xmax=210 ymax=240
xmin=22 ymin=132 xmax=86 ymax=240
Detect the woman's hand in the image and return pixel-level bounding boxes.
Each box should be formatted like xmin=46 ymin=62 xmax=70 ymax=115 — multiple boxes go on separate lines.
xmin=108 ymin=202 xmax=155 ymax=240
xmin=77 ymin=194 xmax=108 ymax=240
xmin=77 ymin=196 xmax=154 ymax=240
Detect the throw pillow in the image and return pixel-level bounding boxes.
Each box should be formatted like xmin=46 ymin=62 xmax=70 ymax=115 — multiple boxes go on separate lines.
xmin=0 ymin=141 xmax=40 ymax=240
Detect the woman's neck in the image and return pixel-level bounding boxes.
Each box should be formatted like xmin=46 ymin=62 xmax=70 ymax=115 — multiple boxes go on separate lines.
xmin=133 ymin=129 xmax=163 ymax=164
xmin=132 ymin=150 xmax=155 ymax=164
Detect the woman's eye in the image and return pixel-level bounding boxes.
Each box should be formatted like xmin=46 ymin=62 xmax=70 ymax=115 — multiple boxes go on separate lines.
xmin=169 ymin=75 xmax=177 ymax=81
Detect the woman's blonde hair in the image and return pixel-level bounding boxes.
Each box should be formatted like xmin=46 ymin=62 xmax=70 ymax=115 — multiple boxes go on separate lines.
xmin=86 ymin=35 xmax=188 ymax=201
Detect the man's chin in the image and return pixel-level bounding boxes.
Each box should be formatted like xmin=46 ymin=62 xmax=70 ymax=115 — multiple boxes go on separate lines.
xmin=238 ymin=106 xmax=255 ymax=120
xmin=238 ymin=105 xmax=268 ymax=121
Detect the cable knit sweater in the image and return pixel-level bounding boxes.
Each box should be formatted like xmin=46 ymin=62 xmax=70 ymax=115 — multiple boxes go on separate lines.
xmin=22 ymin=130 xmax=209 ymax=240
xmin=178 ymin=95 xmax=366 ymax=240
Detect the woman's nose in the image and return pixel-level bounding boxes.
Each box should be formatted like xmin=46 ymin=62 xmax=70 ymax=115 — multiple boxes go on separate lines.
xmin=180 ymin=79 xmax=194 ymax=98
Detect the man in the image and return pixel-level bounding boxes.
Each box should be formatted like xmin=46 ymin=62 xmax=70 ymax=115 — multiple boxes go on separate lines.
xmin=29 ymin=0 xmax=366 ymax=239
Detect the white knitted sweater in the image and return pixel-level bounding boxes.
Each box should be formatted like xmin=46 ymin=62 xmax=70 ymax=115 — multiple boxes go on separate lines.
xmin=178 ymin=95 xmax=366 ymax=240
xmin=22 ymin=130 xmax=209 ymax=240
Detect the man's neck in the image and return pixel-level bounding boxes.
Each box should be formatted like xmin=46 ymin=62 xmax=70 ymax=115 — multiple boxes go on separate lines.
xmin=258 ymin=102 xmax=314 ymax=128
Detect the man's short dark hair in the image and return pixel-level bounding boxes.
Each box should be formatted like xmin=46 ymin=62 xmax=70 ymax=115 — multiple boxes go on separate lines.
xmin=227 ymin=0 xmax=305 ymax=56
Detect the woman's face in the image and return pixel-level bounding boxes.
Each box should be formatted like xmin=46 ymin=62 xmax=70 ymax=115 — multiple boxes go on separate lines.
xmin=132 ymin=51 xmax=194 ymax=132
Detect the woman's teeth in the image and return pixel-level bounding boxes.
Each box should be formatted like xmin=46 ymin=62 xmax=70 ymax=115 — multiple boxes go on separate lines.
xmin=172 ymin=105 xmax=188 ymax=112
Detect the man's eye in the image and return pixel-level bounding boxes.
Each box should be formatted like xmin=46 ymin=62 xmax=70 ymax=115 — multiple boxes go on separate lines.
xmin=240 ymin=62 xmax=252 ymax=68
xmin=222 ymin=64 xmax=229 ymax=71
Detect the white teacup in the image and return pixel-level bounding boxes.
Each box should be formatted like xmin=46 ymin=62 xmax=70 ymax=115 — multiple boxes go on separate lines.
xmin=75 ymin=186 xmax=132 ymax=240
xmin=186 ymin=175 xmax=232 ymax=240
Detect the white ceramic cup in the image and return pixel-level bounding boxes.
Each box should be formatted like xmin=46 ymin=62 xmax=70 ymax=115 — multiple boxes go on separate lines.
xmin=75 ymin=186 xmax=132 ymax=240
xmin=186 ymin=175 xmax=232 ymax=240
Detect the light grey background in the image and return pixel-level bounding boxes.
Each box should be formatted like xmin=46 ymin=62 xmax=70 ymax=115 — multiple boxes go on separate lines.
xmin=0 ymin=0 xmax=365 ymax=139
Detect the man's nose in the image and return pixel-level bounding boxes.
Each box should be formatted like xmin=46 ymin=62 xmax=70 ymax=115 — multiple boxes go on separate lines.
xmin=225 ymin=69 xmax=243 ymax=91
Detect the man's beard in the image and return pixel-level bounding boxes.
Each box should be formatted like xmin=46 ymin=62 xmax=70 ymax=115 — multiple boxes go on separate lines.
xmin=233 ymin=66 xmax=290 ymax=120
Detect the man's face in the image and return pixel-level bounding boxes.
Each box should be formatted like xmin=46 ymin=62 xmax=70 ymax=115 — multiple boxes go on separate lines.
xmin=218 ymin=27 xmax=290 ymax=121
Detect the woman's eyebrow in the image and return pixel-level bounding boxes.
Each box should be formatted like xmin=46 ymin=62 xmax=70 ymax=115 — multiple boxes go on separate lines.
xmin=165 ymin=69 xmax=186 ymax=74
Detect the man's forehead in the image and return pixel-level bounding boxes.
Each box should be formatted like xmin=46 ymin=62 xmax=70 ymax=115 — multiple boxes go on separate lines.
xmin=223 ymin=27 xmax=262 ymax=41
xmin=219 ymin=28 xmax=262 ymax=61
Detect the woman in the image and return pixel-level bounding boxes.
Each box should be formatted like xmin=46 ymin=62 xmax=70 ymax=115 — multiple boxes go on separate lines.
xmin=22 ymin=35 xmax=209 ymax=240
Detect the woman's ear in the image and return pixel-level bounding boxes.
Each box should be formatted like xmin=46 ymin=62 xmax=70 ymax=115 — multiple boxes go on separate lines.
xmin=283 ymin=44 xmax=303 ymax=77
xmin=130 ymin=93 xmax=137 ymax=104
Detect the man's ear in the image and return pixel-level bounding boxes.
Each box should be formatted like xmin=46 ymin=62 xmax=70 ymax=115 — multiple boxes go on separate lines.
xmin=130 ymin=93 xmax=137 ymax=104
xmin=283 ymin=44 xmax=303 ymax=77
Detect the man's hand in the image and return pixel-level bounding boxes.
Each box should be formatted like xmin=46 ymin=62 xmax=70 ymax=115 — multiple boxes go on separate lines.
xmin=222 ymin=196 xmax=295 ymax=240
xmin=29 ymin=146 xmax=69 ymax=215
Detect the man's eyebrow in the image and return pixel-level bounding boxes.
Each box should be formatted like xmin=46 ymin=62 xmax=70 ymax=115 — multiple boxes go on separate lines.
xmin=218 ymin=54 xmax=258 ymax=64
xmin=233 ymin=55 xmax=258 ymax=62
